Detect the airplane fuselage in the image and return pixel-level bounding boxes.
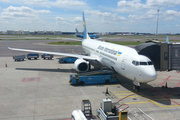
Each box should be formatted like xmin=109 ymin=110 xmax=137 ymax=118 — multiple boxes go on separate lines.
xmin=82 ymin=38 xmax=157 ymax=83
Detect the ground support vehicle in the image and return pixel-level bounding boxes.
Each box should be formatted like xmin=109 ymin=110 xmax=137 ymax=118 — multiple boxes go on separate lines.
xmin=41 ymin=54 xmax=53 ymax=59
xmin=13 ymin=55 xmax=25 ymax=61
xmin=27 ymin=53 xmax=39 ymax=60
xmin=59 ymin=57 xmax=77 ymax=63
xmin=69 ymin=70 xmax=117 ymax=85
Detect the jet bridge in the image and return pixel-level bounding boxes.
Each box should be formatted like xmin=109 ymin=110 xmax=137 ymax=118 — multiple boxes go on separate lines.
xmin=135 ymin=41 xmax=180 ymax=71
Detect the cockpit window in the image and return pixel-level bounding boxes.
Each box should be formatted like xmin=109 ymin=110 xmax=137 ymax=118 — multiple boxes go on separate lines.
xmin=140 ymin=62 xmax=147 ymax=65
xmin=148 ymin=61 xmax=153 ymax=65
xmin=132 ymin=61 xmax=139 ymax=66
xmin=132 ymin=60 xmax=153 ymax=66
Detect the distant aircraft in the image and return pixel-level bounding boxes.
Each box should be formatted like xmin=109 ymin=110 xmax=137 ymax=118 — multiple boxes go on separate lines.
xmin=75 ymin=28 xmax=99 ymax=39
xmin=7 ymin=12 xmax=157 ymax=91
xmin=166 ymin=36 xmax=169 ymax=43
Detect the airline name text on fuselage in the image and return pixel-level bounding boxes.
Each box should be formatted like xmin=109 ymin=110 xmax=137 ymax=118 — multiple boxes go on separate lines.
xmin=97 ymin=45 xmax=118 ymax=56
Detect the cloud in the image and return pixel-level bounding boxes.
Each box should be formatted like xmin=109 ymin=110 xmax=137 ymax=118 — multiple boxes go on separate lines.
xmin=70 ymin=17 xmax=82 ymax=22
xmin=117 ymin=0 xmax=148 ymax=10
xmin=0 ymin=0 xmax=88 ymax=9
xmin=1 ymin=6 xmax=50 ymax=19
xmin=166 ymin=10 xmax=180 ymax=16
xmin=128 ymin=9 xmax=157 ymax=20
xmin=146 ymin=0 xmax=180 ymax=7
xmin=56 ymin=16 xmax=69 ymax=25
xmin=116 ymin=0 xmax=180 ymax=13
xmin=85 ymin=10 xmax=126 ymax=23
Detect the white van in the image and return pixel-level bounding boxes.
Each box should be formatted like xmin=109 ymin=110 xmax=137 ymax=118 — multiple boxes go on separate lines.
xmin=71 ymin=110 xmax=87 ymax=120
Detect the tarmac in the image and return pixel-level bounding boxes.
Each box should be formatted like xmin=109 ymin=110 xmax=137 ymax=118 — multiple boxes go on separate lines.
xmin=0 ymin=39 xmax=180 ymax=120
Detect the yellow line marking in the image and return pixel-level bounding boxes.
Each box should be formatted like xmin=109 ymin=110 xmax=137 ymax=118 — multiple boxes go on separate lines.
xmin=105 ymin=85 xmax=121 ymax=87
xmin=72 ymin=51 xmax=77 ymax=54
xmin=126 ymin=101 xmax=152 ymax=104
xmin=118 ymin=95 xmax=141 ymax=98
xmin=161 ymin=105 xmax=180 ymax=108
xmin=113 ymin=91 xmax=130 ymax=93
xmin=115 ymin=93 xmax=136 ymax=95
xmin=113 ymin=90 xmax=180 ymax=108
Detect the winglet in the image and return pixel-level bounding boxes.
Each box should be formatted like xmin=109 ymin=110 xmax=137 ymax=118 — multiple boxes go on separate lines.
xmin=166 ymin=36 xmax=169 ymax=44
xmin=82 ymin=12 xmax=90 ymax=40
xmin=6 ymin=37 xmax=11 ymax=49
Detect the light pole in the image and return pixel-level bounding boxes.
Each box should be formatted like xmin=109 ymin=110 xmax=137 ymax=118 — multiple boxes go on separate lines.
xmin=156 ymin=9 xmax=160 ymax=39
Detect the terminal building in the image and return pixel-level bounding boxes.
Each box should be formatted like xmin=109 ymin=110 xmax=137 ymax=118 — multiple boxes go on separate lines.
xmin=135 ymin=41 xmax=180 ymax=71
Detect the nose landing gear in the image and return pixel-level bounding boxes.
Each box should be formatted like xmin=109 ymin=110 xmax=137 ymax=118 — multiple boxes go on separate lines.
xmin=133 ymin=81 xmax=140 ymax=92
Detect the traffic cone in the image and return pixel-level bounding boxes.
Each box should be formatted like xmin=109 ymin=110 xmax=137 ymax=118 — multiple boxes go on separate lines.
xmin=106 ymin=87 xmax=109 ymax=94
xmin=165 ymin=82 xmax=168 ymax=88
xmin=5 ymin=63 xmax=7 ymax=67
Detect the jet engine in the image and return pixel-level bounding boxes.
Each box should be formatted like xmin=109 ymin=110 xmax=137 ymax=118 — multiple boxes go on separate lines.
xmin=74 ymin=59 xmax=89 ymax=72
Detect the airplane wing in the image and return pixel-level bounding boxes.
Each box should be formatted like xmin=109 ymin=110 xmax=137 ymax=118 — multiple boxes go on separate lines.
xmin=6 ymin=39 xmax=98 ymax=61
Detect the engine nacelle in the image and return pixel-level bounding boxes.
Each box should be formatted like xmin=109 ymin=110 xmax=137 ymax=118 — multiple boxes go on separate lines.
xmin=74 ymin=59 xmax=89 ymax=72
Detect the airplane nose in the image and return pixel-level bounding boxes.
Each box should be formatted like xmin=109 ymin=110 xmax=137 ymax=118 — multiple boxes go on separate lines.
xmin=142 ymin=67 xmax=157 ymax=83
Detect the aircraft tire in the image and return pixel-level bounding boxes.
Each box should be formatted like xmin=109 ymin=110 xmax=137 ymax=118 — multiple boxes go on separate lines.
xmin=79 ymin=81 xmax=85 ymax=85
xmin=105 ymin=80 xmax=110 ymax=84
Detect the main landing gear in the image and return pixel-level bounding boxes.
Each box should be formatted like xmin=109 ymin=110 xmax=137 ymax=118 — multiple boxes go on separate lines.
xmin=133 ymin=81 xmax=140 ymax=92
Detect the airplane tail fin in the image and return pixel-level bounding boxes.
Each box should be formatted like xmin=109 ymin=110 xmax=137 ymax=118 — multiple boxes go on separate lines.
xmin=82 ymin=12 xmax=90 ymax=40
xmin=75 ymin=28 xmax=79 ymax=35
xmin=166 ymin=36 xmax=169 ymax=44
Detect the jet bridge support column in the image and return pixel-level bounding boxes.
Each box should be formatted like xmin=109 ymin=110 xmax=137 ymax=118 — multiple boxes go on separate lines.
xmin=158 ymin=42 xmax=169 ymax=71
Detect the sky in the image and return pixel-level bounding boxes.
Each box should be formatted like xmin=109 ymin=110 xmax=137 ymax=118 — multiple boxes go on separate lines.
xmin=0 ymin=0 xmax=180 ymax=33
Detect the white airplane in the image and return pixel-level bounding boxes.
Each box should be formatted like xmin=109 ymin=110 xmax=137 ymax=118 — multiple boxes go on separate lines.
xmin=7 ymin=12 xmax=157 ymax=90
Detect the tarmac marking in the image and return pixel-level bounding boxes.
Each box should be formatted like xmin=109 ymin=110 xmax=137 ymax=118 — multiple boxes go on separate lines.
xmin=22 ymin=77 xmax=40 ymax=82
xmin=138 ymin=108 xmax=154 ymax=120
xmin=103 ymin=91 xmax=117 ymax=99
xmin=106 ymin=84 xmax=121 ymax=87
xmin=114 ymin=89 xmax=180 ymax=107
xmin=97 ymin=84 xmax=121 ymax=87
xmin=116 ymin=78 xmax=180 ymax=108
xmin=125 ymin=99 xmax=179 ymax=108
xmin=113 ymin=91 xmax=130 ymax=93
xmin=150 ymin=99 xmax=180 ymax=108
xmin=141 ymin=84 xmax=180 ymax=107
xmin=118 ymin=95 xmax=141 ymax=98
xmin=115 ymin=93 xmax=136 ymax=95
xmin=126 ymin=101 xmax=152 ymax=104
xmin=128 ymin=108 xmax=154 ymax=120
xmin=159 ymin=75 xmax=171 ymax=86
xmin=166 ymin=81 xmax=180 ymax=97
xmin=72 ymin=51 xmax=77 ymax=54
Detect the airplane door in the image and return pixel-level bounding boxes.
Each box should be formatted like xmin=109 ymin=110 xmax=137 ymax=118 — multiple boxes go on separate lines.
xmin=121 ymin=60 xmax=125 ymax=70
xmin=121 ymin=55 xmax=128 ymax=70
